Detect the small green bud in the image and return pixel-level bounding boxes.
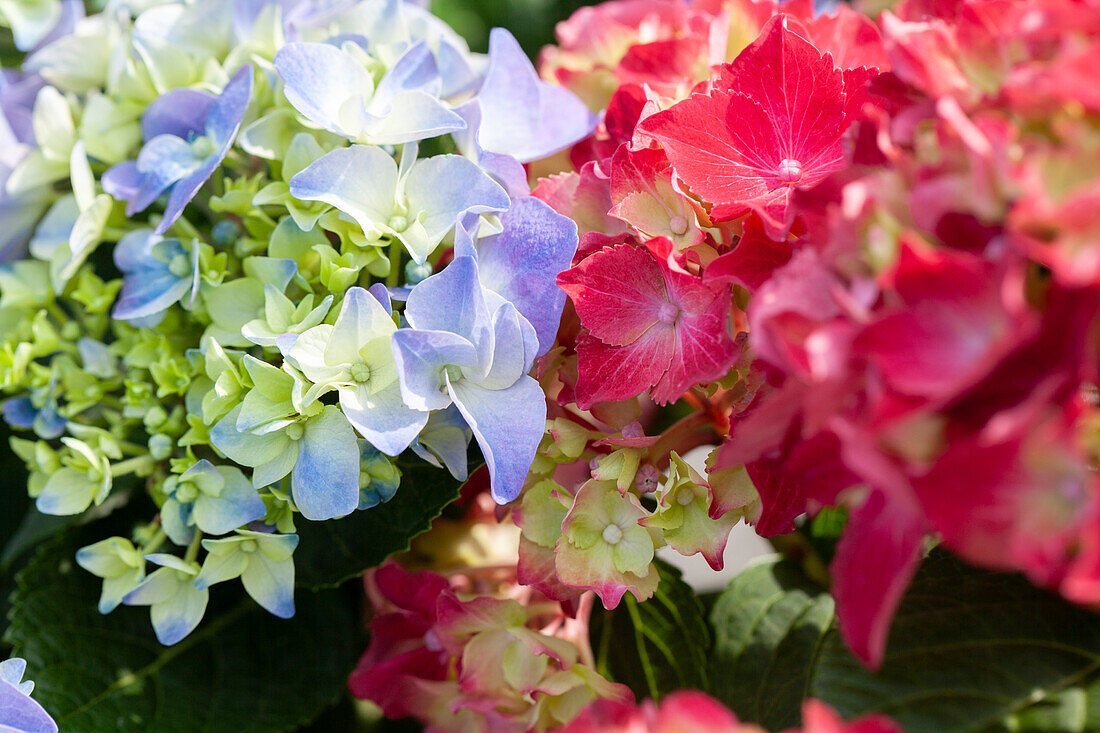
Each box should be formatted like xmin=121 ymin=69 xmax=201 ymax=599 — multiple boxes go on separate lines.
xmin=148 ymin=434 xmax=173 ymax=460
xmin=404 ymin=259 xmax=433 ymax=285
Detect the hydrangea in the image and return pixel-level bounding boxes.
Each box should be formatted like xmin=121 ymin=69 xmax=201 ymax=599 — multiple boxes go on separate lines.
xmin=0 ymin=0 xmax=591 ymax=648
xmin=531 ymin=0 xmax=1100 ymax=675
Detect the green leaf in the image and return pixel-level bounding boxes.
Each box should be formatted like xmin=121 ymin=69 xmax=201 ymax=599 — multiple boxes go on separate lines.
xmin=811 ymin=551 xmax=1100 ymax=733
xmin=5 ymin=525 xmax=359 ymax=733
xmin=293 ymin=459 xmax=463 ymax=589
xmin=710 ymin=551 xmax=1100 ymax=733
xmin=709 ymin=555 xmax=834 ymax=731
xmin=590 ymin=558 xmax=711 ymax=701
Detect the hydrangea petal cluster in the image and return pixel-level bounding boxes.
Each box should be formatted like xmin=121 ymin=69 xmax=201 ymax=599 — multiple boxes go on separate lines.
xmin=0 ymin=0 xmax=592 ymax=650
xmin=527 ymin=0 xmax=1100 ymax=676
xmin=348 ymin=561 xmax=631 ymax=732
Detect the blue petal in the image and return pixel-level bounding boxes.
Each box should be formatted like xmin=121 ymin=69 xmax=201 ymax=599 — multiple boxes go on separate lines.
xmin=155 ymin=68 xmax=253 ymax=236
xmin=2 ymin=398 xmax=36 ymax=428
xmin=0 ymin=682 xmax=57 ymax=733
xmin=149 ymin=582 xmax=208 ymax=646
xmin=129 ymin=135 xmax=200 ymax=216
xmin=357 ymin=90 xmax=466 ymax=145
xmin=113 ymin=268 xmax=190 ymax=321
xmin=368 ymin=282 xmax=393 ymax=315
xmin=192 ymin=468 xmax=265 ymax=535
xmin=113 ymin=228 xmax=163 ymax=273
xmin=204 ymin=66 xmax=254 ymax=146
xmin=391 ymin=328 xmax=478 ymax=412
xmin=448 ymin=373 xmax=546 ymax=504
xmin=101 ymin=161 xmax=143 ymax=206
xmin=32 ymin=405 xmax=66 ymax=441
xmin=160 ymin=497 xmax=195 ymax=546
xmin=240 ymin=551 xmax=295 ymax=618
xmin=340 ymin=381 xmax=428 ymax=456
xmin=403 ymin=155 xmax=510 ymax=256
xmin=410 ymin=405 xmax=471 ymax=481
xmin=142 ymin=88 xmax=215 ymax=140
xmin=289 ymin=145 xmax=398 ymax=235
xmin=291 ymin=406 xmax=360 ymax=521
xmin=467 ymin=196 xmax=578 ymax=356
xmin=404 ymin=256 xmax=492 ymax=350
xmin=475 ymin=28 xmax=595 ymax=163
xmin=478 ymin=300 xmax=528 ymax=391
xmin=436 ymin=36 xmax=481 ymax=99
xmin=274 ymin=41 xmax=372 ymax=138
xmin=0 ymin=658 xmax=26 ymax=687
xmin=371 ymin=40 xmax=442 ymax=104
xmin=211 ymin=405 xmax=294 ymax=474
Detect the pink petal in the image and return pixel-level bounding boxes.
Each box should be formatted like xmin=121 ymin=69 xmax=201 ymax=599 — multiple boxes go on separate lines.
xmin=831 ymin=489 xmax=926 ymax=669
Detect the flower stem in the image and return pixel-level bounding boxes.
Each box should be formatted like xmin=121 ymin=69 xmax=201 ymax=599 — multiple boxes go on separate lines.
xmin=184 ymin=533 xmax=202 ymax=564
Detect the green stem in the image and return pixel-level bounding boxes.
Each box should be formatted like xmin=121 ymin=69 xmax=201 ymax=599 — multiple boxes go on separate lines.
xmin=386 ymin=238 xmax=403 ymax=288
xmin=183 ymin=533 xmax=202 ymax=564
xmin=143 ymin=528 xmax=168 ymax=555
xmin=111 ymin=455 xmax=155 ymax=478
xmin=45 ymin=301 xmax=69 ymax=324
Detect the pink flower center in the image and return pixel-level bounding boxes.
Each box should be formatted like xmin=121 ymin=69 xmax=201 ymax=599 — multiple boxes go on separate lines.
xmin=777 ymin=158 xmax=803 ymax=184
xmin=669 ymin=215 xmax=688 ymax=236
xmin=657 ymin=302 xmax=680 ymax=324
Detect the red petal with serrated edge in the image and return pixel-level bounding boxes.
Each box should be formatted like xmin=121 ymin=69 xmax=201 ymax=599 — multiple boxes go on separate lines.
xmin=558 ymin=243 xmax=669 ymax=346
xmin=652 ymin=270 xmax=739 ymax=402
xmin=642 ymin=15 xmax=849 ymax=238
xmin=574 ymin=329 xmax=674 ymax=408
xmin=705 ymin=214 xmax=793 ymax=291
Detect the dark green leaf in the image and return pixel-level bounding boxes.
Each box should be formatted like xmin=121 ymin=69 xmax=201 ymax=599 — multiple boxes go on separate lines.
xmin=811 ymin=551 xmax=1100 ymax=733
xmin=709 ymin=555 xmax=834 ymax=731
xmin=1 ymin=507 xmax=75 ymax=570
xmin=293 ymin=459 xmax=463 ymax=589
xmin=590 ymin=558 xmax=711 ymax=701
xmin=712 ymin=551 xmax=1100 ymax=732
xmin=5 ymin=526 xmax=359 ymax=733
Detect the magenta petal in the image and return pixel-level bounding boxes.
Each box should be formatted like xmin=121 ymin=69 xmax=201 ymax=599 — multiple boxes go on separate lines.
xmin=558 ymin=243 xmax=667 ymax=346
xmin=831 ymin=489 xmax=926 ymax=669
xmin=574 ymin=329 xmax=674 ymax=409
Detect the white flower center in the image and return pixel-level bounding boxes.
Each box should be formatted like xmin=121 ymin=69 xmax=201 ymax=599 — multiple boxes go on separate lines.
xmin=602 ymin=524 xmax=624 ymax=545
xmin=777 ymin=158 xmax=803 ymax=184
xmin=657 ymin=302 xmax=680 ymax=325
xmin=669 ymin=215 xmax=689 ymax=236
xmin=350 ymin=363 xmax=372 ymax=383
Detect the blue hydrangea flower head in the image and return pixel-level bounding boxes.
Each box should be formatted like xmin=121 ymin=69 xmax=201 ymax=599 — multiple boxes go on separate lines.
xmin=458 ymin=28 xmax=596 ymax=165
xmin=102 ymin=65 xmax=254 ymax=235
xmin=122 ymin=554 xmax=209 ymax=646
xmin=111 ymin=230 xmax=200 ymax=323
xmin=392 ymin=256 xmax=545 ymax=503
xmin=274 ymin=38 xmax=464 ymax=145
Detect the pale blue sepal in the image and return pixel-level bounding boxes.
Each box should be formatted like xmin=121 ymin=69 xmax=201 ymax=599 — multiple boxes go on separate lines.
xmin=391 ymin=329 xmax=477 ymax=412
xmin=340 ymin=381 xmax=428 ymax=456
xmin=447 ymin=373 xmax=546 ymax=504
xmin=291 ymin=406 xmax=359 ymax=521
xmin=410 ymin=405 xmax=471 ymax=481
xmin=192 ymin=467 xmax=266 ymax=536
